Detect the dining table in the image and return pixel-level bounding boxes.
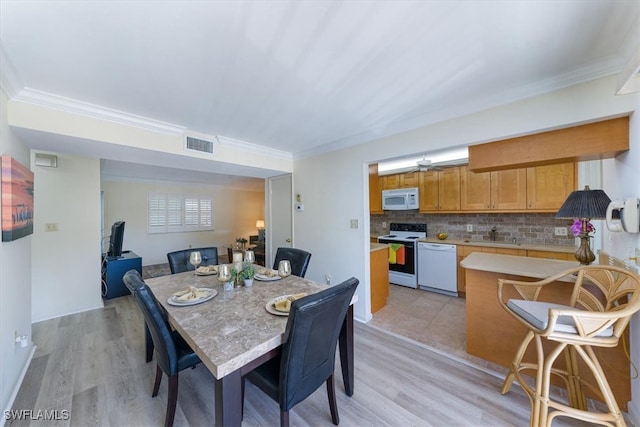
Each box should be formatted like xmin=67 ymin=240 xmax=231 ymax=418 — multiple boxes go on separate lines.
xmin=144 ymin=267 xmax=356 ymax=427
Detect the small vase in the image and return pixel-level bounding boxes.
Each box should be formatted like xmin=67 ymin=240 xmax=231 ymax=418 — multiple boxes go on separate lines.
xmin=575 ymin=233 xmax=595 ymax=265
xmin=244 ymin=278 xmax=253 ymax=287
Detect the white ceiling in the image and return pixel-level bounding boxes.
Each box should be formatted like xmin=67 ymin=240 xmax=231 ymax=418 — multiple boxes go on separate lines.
xmin=1 ymin=1 xmax=639 ymax=184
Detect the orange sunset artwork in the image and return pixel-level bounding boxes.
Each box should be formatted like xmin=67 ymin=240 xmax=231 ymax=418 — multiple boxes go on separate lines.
xmin=1 ymin=156 xmax=34 ymax=242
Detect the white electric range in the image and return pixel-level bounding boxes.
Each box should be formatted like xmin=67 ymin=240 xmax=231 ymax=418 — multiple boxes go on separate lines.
xmin=377 ymin=223 xmax=427 ymax=288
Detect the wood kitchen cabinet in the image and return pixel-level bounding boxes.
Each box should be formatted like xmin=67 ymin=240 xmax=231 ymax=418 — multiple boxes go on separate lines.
xmin=379 ymin=172 xmax=420 ymax=190
xmin=370 ymin=245 xmax=390 ymax=313
xmin=460 ymin=167 xmax=491 ymax=210
xmin=419 ymin=167 xmax=461 ymax=212
xmin=457 ymin=245 xmax=527 ymax=296
xmin=526 ymin=162 xmax=576 ymax=210
xmin=379 ymin=174 xmax=400 ymax=190
xmin=491 ymin=168 xmax=528 ymax=210
xmin=369 ymin=163 xmax=383 ymax=215
xmin=374 ymin=162 xmax=575 ymax=214
xmin=461 ymin=167 xmax=528 ymax=211
xmin=401 ymin=171 xmax=420 ymax=188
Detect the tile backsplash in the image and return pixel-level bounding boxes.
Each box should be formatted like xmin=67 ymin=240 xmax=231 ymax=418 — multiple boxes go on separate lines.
xmin=371 ymin=212 xmax=578 ymax=246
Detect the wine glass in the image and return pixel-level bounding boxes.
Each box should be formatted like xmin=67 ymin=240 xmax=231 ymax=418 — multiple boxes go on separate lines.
xmin=218 ymin=264 xmax=232 ymax=290
xmin=244 ymin=250 xmax=255 ymax=264
xmin=278 ymin=260 xmax=292 ymax=278
xmin=189 ymin=251 xmax=202 ymax=273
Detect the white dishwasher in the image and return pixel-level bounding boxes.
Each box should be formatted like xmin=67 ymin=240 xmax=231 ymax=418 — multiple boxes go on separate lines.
xmin=417 ymin=242 xmax=458 ymax=297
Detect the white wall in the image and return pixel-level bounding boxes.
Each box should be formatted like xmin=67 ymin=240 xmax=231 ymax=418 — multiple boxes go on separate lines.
xmin=0 ymin=89 xmax=34 ymax=416
xmin=31 ymin=152 xmax=103 ymax=322
xmin=101 ymin=179 xmax=265 ymax=265
xmin=602 ymin=97 xmax=640 ymax=420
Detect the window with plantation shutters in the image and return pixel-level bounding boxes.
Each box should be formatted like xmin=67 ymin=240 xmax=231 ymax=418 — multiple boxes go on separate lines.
xmin=148 ymin=193 xmax=213 ymax=233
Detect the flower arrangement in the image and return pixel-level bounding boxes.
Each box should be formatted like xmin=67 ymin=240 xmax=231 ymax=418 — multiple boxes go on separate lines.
xmin=570 ymin=219 xmax=595 ymax=237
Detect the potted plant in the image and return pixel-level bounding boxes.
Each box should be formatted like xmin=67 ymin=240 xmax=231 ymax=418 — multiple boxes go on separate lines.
xmin=235 ymin=236 xmax=248 ymax=249
xmin=241 ymin=262 xmax=255 ymax=287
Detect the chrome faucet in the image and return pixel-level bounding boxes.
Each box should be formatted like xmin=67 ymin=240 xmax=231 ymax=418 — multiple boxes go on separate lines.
xmin=490 ymin=226 xmax=497 ymax=241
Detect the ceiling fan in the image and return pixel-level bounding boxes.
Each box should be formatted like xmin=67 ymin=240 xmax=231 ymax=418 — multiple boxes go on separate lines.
xmin=406 ymin=156 xmax=444 ymax=173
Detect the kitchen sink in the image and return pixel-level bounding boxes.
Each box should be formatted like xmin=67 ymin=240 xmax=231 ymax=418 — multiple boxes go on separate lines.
xmin=462 ymin=240 xmax=522 ymax=247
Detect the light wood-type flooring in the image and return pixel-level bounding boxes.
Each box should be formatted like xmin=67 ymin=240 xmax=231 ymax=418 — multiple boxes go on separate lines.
xmin=369 ymin=284 xmax=505 ymax=372
xmin=8 ymin=286 xmax=631 ymax=426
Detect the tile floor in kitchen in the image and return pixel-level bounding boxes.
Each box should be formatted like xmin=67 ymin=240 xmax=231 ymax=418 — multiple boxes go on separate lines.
xmin=368 ymin=283 xmax=506 ymax=374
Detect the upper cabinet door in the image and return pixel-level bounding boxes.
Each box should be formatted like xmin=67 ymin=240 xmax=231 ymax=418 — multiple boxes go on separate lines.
xmin=460 ymin=166 xmax=490 ymax=210
xmin=491 ymin=169 xmax=527 ymax=210
xmin=419 ymin=170 xmax=439 ymax=211
xmin=526 ymin=163 xmax=576 ymax=210
xmin=380 ymin=174 xmax=401 ymax=190
xmin=401 ymin=172 xmax=420 ymax=188
xmin=369 ymin=164 xmax=383 ymax=215
xmin=438 ymin=167 xmax=461 ymax=211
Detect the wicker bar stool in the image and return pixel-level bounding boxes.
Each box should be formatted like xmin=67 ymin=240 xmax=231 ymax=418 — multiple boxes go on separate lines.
xmin=497 ymin=265 xmax=640 ymax=426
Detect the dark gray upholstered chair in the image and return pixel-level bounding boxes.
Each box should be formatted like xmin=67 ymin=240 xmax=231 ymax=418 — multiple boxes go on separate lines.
xmin=166 ymin=247 xmax=218 ymax=274
xmin=272 ymin=247 xmax=311 ymax=278
xmin=242 ymin=277 xmax=359 ymax=427
xmin=123 ymin=270 xmax=201 ymax=427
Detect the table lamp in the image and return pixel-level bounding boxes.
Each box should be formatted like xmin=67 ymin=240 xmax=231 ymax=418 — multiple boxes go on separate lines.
xmin=556 ymin=185 xmax=611 ymax=265
xmin=256 ymin=219 xmax=265 ymax=241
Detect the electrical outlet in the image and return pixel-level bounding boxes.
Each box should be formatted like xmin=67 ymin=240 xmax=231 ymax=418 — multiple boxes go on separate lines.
xmin=466 ymin=224 xmax=473 ymax=232
xmin=554 ymin=227 xmax=568 ymax=236
xmin=350 ymin=219 xmax=358 ymax=229
xmin=325 ymin=274 xmax=331 ymax=285
xmin=381 ymin=221 xmax=387 ymax=228
xmin=636 ymin=248 xmax=640 ymax=267
xmin=44 ymin=223 xmax=58 ymax=232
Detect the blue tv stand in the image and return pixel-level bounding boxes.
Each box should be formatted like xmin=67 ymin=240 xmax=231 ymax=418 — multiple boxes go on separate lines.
xmin=101 ymin=251 xmax=142 ymax=299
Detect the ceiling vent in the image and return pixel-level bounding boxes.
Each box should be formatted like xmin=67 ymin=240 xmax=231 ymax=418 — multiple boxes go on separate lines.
xmin=185 ymin=135 xmax=216 ymax=154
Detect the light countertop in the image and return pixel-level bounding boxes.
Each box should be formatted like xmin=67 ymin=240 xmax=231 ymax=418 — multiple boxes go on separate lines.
xmin=460 ymin=252 xmax=579 ymax=280
xmin=370 ymin=243 xmax=389 ymax=253
xmin=420 ymin=237 xmax=576 ymax=254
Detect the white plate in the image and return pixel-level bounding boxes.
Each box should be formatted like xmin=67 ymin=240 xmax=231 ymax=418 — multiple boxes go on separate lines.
xmin=265 ymin=295 xmax=291 ymax=316
xmin=167 ymin=288 xmax=217 ymax=306
xmin=255 ymin=273 xmax=281 ymax=282
xmin=195 ymin=269 xmax=217 ymax=276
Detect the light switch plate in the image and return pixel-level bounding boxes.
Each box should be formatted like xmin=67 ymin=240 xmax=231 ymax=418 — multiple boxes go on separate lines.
xmin=45 ymin=223 xmax=58 ymax=232
xmin=350 ymin=219 xmax=358 ymax=229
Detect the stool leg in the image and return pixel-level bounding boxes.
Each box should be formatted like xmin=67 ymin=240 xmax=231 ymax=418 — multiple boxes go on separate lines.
xmin=538 ymin=340 xmax=567 ymax=427
xmin=580 ymin=345 xmax=625 ymax=426
xmin=564 ymin=346 xmax=586 ymax=410
xmin=501 ymin=330 xmax=534 ymax=395
xmin=531 ymin=334 xmax=550 ymax=427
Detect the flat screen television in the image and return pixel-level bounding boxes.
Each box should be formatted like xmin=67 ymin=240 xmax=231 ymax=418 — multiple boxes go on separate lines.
xmin=107 ymin=221 xmax=125 ymax=258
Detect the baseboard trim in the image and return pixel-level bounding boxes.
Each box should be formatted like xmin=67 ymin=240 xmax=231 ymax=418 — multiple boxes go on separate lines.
xmin=1 ymin=345 xmax=36 ymax=427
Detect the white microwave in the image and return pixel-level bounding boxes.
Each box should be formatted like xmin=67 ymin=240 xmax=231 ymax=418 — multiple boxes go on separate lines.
xmin=382 ymin=187 xmax=419 ymax=210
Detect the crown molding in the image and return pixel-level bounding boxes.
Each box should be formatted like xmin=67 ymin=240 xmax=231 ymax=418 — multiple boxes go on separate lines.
xmin=216 ymin=134 xmax=293 ymax=160
xmin=12 ymin=87 xmax=293 ymax=160
xmin=13 ymin=88 xmax=187 ymax=135
xmin=0 ymin=40 xmax=23 ymax=98
xmin=616 ymin=46 xmax=640 ymax=95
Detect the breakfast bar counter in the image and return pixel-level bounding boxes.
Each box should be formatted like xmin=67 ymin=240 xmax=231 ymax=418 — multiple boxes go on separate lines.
xmin=460 ymin=252 xmax=630 ymax=409
xmin=459 ymin=251 xmax=579 ymax=278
